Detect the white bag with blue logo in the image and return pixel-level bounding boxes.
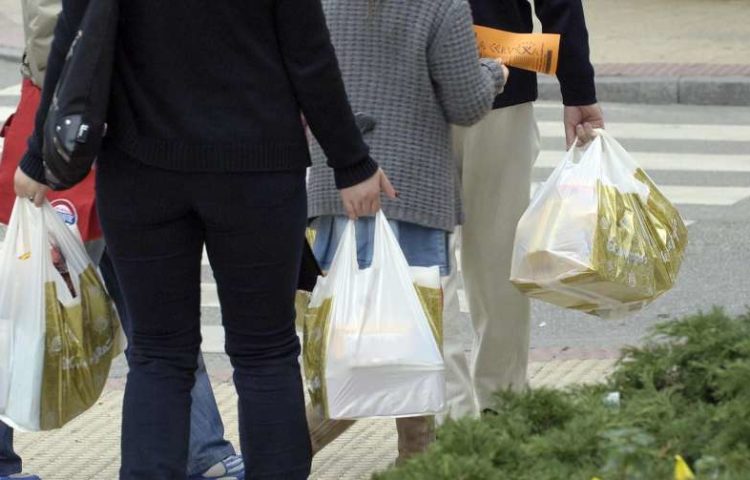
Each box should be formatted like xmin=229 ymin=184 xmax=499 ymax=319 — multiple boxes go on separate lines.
xmin=0 ymin=199 xmax=121 ymax=431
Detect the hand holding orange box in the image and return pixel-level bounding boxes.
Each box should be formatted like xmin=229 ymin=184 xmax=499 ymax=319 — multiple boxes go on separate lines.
xmin=474 ymin=25 xmax=560 ymax=75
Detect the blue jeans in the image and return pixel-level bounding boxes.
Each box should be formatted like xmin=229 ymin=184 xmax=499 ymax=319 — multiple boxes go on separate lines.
xmin=0 ymin=246 xmax=234 ymax=477
xmin=312 ymin=215 xmax=451 ymax=275
xmin=0 ymin=423 xmax=20 ymax=476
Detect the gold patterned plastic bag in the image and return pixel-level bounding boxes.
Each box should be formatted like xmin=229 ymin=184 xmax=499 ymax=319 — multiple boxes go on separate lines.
xmin=40 ymin=264 xmax=121 ymax=429
xmin=0 ymin=200 xmax=122 ymax=431
xmin=303 ymin=212 xmax=445 ymax=420
xmin=510 ymin=130 xmax=687 ymax=317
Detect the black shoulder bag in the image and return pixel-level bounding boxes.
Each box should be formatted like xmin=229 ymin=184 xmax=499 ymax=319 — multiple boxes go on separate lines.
xmin=43 ymin=0 xmax=118 ymax=191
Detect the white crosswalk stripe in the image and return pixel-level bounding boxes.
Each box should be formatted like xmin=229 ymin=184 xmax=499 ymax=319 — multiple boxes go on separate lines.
xmin=1 ymin=85 xmax=748 ymax=350
xmin=535 ymin=151 xmax=750 ymax=173
xmin=538 ymin=121 xmax=750 ymax=143
xmin=0 ymin=83 xmax=21 ymax=97
xmin=201 ymin=325 xmax=226 ymax=353
xmin=530 ymin=182 xmax=750 ymax=207
xmin=201 ymin=282 xmax=219 ymax=307
xmin=0 ymin=106 xmax=14 ymax=123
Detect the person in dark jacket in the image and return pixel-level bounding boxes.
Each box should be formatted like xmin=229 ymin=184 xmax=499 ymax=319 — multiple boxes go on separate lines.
xmin=13 ymin=0 xmax=394 ymax=478
xmin=445 ymin=0 xmax=605 ymax=418
xmin=0 ymin=3 xmax=246 ymax=479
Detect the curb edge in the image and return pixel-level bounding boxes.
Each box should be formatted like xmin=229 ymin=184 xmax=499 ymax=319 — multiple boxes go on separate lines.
xmin=539 ymin=75 xmax=750 ymax=106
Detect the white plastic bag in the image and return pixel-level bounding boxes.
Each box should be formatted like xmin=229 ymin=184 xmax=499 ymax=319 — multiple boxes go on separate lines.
xmin=303 ymin=212 xmax=445 ymax=420
xmin=510 ymin=130 xmax=688 ymax=317
xmin=0 ymin=200 xmax=47 ymax=426
xmin=0 ymin=199 xmax=121 ymax=431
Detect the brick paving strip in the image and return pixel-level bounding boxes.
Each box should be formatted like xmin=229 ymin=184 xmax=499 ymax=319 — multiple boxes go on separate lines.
xmin=596 ymin=63 xmax=750 ymax=77
xmin=538 ymin=62 xmax=750 ymax=105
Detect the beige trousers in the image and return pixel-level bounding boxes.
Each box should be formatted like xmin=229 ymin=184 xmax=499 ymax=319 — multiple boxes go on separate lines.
xmin=445 ymin=102 xmax=540 ymax=416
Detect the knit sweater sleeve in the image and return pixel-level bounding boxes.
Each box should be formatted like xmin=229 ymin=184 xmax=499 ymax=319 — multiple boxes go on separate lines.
xmin=274 ymin=0 xmax=378 ymax=189
xmin=427 ymin=0 xmax=505 ymax=127
xmin=534 ymin=0 xmax=597 ymax=106
xmin=19 ymin=0 xmax=87 ymax=184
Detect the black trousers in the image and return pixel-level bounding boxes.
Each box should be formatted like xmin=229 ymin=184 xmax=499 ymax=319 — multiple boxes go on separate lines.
xmin=96 ymin=148 xmax=311 ymax=480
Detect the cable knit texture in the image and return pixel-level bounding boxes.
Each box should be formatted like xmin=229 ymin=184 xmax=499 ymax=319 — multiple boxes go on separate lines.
xmin=307 ymin=0 xmax=504 ymax=231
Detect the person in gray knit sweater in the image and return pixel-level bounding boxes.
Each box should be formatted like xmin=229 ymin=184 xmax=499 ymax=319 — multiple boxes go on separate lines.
xmin=306 ymin=0 xmax=508 ymax=463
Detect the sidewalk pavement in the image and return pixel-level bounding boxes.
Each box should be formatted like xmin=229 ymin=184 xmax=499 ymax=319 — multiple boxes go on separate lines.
xmin=542 ymin=0 xmax=750 ymax=105
xmin=10 ymin=350 xmax=618 ymax=480
xmin=1 ymin=0 xmax=748 ymax=105
xmin=0 ymin=0 xmax=21 ymax=61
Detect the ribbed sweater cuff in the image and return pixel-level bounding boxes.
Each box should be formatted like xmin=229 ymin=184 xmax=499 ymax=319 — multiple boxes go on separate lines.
xmin=480 ymin=58 xmax=506 ymax=95
xmin=333 ymin=157 xmax=379 ymax=189
xmin=19 ymin=151 xmax=47 ymax=184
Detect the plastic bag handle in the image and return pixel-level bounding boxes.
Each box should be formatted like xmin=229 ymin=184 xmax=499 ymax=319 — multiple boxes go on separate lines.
xmin=326 ymin=217 xmax=359 ymax=278
xmin=15 ymin=201 xmax=34 ymax=260
xmin=592 ymin=127 xmax=607 ymax=140
xmin=371 ymin=211 xmax=412 ymax=278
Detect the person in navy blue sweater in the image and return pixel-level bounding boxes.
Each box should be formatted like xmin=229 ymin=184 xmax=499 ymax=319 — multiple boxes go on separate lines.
xmin=13 ymin=0 xmax=395 ymax=478
xmin=445 ymin=0 xmax=606 ymax=418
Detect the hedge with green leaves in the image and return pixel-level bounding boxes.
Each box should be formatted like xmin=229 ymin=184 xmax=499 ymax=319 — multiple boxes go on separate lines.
xmin=375 ymin=309 xmax=750 ymax=479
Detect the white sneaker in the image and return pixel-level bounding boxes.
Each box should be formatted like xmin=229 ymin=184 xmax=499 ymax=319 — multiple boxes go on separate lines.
xmin=188 ymin=455 xmax=244 ymax=480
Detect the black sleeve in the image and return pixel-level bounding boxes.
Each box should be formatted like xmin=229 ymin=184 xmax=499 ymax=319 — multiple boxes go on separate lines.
xmin=274 ymin=0 xmax=378 ymax=189
xmin=533 ymin=0 xmax=597 ymax=106
xmin=19 ymin=0 xmax=88 ymax=183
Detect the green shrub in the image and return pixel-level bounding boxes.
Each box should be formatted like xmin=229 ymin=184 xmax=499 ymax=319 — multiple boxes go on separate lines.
xmin=375 ymin=309 xmax=750 ymax=480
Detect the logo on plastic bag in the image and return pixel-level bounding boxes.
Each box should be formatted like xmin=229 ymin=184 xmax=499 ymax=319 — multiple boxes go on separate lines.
xmin=50 ymin=199 xmax=78 ymax=227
